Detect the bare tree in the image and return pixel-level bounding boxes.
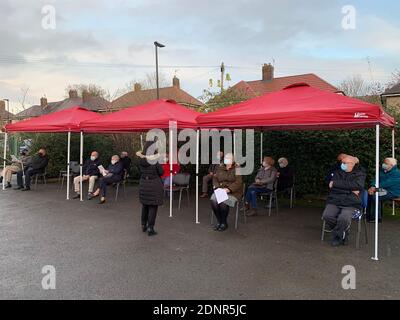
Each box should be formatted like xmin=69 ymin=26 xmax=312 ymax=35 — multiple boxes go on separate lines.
xmin=338 ymin=75 xmax=368 ymax=97
xmin=121 ymin=72 xmax=169 ymax=95
xmin=65 ymin=83 xmax=107 ymax=98
xmin=19 ymin=85 xmax=30 ymax=110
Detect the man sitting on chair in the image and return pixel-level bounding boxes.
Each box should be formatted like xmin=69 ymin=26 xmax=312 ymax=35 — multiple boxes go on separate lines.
xmin=0 ymin=149 xmax=31 ymax=189
xmin=92 ymin=155 xmax=124 ymax=204
xmin=322 ymin=155 xmax=366 ymax=246
xmin=15 ymin=147 xmax=49 ymax=191
xmin=245 ymin=156 xmax=277 ymax=217
xmin=73 ymin=151 xmax=100 ymax=200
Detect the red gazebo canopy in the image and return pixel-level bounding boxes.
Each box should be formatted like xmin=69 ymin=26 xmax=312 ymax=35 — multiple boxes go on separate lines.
xmin=81 ymin=99 xmax=201 ymax=133
xmin=196 ymin=83 xmax=395 ymax=130
xmin=5 ymin=106 xmax=102 ymax=133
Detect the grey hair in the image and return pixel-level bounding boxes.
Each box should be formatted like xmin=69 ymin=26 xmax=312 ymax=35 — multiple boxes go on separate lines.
xmin=385 ymin=158 xmax=397 ymax=166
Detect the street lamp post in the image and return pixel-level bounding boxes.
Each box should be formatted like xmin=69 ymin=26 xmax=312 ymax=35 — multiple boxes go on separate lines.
xmin=3 ymin=99 xmax=10 ymax=123
xmin=154 ymin=41 xmax=165 ymax=100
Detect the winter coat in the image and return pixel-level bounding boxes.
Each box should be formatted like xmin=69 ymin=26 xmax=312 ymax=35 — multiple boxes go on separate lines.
xmin=138 ymin=157 xmax=164 ymax=206
xmin=277 ymin=166 xmax=294 ymax=190
xmin=213 ymin=164 xmax=243 ymax=201
xmin=29 ymin=154 xmax=49 ymax=172
xmin=327 ymin=165 xmax=366 ymax=209
xmin=120 ymin=156 xmax=132 ymax=172
xmin=106 ymin=161 xmax=124 ymax=181
xmin=253 ymin=166 xmax=277 ymax=190
xmin=83 ymin=158 xmax=100 ymax=176
xmin=371 ymin=165 xmax=400 ymax=198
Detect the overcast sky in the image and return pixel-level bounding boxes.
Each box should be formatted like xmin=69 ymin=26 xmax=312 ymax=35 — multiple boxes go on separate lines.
xmin=1 ymin=0 xmax=399 ymax=113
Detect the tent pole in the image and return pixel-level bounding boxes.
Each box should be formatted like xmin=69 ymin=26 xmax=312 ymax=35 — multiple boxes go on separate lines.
xmin=233 ymin=130 xmax=236 ymax=155
xmin=80 ymin=131 xmax=84 ymax=202
xmin=260 ymin=131 xmax=263 ymax=164
xmin=169 ymin=128 xmax=173 ymax=218
xmin=392 ymin=129 xmax=396 ymax=215
xmin=2 ymin=132 xmax=8 ymax=191
xmin=196 ymin=129 xmax=200 ymax=224
xmin=140 ymin=134 xmax=144 ymax=150
xmin=372 ymin=124 xmax=380 ymax=261
xmin=66 ymin=131 xmax=71 ymax=200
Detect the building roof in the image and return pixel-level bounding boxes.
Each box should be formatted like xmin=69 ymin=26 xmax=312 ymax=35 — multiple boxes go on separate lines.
xmin=106 ymin=83 xmax=203 ymax=112
xmin=383 ymin=83 xmax=400 ymax=96
xmin=15 ymin=96 xmax=109 ymax=119
xmin=230 ymin=73 xmax=339 ymax=98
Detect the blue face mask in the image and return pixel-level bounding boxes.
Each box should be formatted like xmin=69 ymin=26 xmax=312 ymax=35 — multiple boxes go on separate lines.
xmin=341 ymin=163 xmax=348 ymax=172
xmin=382 ymin=163 xmax=389 ymax=171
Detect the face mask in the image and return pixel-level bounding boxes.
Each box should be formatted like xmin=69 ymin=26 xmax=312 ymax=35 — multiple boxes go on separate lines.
xmin=262 ymin=161 xmax=269 ymax=167
xmin=279 ymin=163 xmax=285 ymax=168
xmin=90 ymin=156 xmax=97 ymax=161
xmin=216 ymin=154 xmax=222 ymax=160
xmin=38 ymin=152 xmax=43 ymax=157
xmin=382 ymin=163 xmax=389 ymax=171
xmin=111 ymin=160 xmax=117 ymax=165
xmin=341 ymin=163 xmax=348 ymax=172
xmin=224 ymin=158 xmax=232 ymax=165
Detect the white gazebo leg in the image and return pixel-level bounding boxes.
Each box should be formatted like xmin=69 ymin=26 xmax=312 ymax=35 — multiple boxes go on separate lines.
xmin=260 ymin=131 xmax=263 ymax=164
xmin=372 ymin=124 xmax=380 ymax=261
xmin=66 ymin=131 xmax=71 ymax=200
xmin=2 ymin=132 xmax=8 ymax=190
xmin=196 ymin=129 xmax=200 ymax=224
xmin=80 ymin=131 xmax=84 ymax=202
xmin=169 ymin=128 xmax=173 ymax=218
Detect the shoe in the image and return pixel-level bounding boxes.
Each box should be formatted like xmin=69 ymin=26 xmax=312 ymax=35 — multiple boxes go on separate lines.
xmin=200 ymin=193 xmax=208 ymax=198
xmin=246 ymin=209 xmax=257 ymax=217
xmin=142 ymin=225 xmax=148 ymax=232
xmin=343 ymin=232 xmax=349 ymax=246
xmin=87 ymin=193 xmax=93 ymax=200
xmin=148 ymin=227 xmax=157 ymax=236
xmin=0 ymin=177 xmax=3 ymax=183
xmin=14 ymin=186 xmax=23 ymax=190
xmin=5 ymin=183 xmax=12 ymax=189
xmin=72 ymin=194 xmax=80 ymax=199
xmin=21 ymin=187 xmax=31 ymax=191
xmin=331 ymin=235 xmax=342 ymax=247
xmin=213 ymin=224 xmax=221 ymax=231
xmin=98 ymin=197 xmax=106 ymax=204
xmin=218 ymin=223 xmax=228 ymax=231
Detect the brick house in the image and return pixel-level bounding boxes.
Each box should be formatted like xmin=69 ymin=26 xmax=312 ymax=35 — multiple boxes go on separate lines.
xmin=382 ymin=83 xmax=400 ymax=110
xmin=106 ymin=76 xmax=203 ymax=112
xmin=15 ymin=90 xmax=109 ymax=120
xmin=0 ymin=100 xmax=13 ymax=126
xmin=229 ymin=63 xmax=339 ymax=98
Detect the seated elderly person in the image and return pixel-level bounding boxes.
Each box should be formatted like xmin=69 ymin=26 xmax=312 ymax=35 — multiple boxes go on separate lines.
xmin=120 ymin=151 xmax=132 ymax=173
xmin=15 ymin=147 xmax=49 ymax=191
xmin=277 ymin=157 xmax=294 ymax=192
xmin=325 ymin=153 xmax=348 ymax=184
xmin=72 ymin=151 xmax=101 ymax=200
xmin=92 ymin=155 xmax=124 ymax=204
xmin=322 ymin=155 xmax=366 ymax=246
xmin=245 ymin=156 xmax=277 ymax=217
xmin=366 ymin=157 xmax=400 ymax=223
xmin=0 ymin=149 xmax=31 ymax=188
xmin=211 ymin=153 xmax=243 ymax=231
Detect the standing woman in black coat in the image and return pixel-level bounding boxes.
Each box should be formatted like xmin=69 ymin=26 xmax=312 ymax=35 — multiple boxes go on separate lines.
xmin=136 ymin=141 xmax=164 ymax=236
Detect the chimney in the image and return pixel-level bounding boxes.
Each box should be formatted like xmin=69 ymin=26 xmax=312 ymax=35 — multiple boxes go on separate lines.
xmin=134 ymin=83 xmax=142 ymax=92
xmin=262 ymin=63 xmax=274 ymax=81
xmin=172 ymin=76 xmax=180 ymax=88
xmin=69 ymin=89 xmax=78 ymax=99
xmin=40 ymin=97 xmax=48 ymax=108
xmin=82 ymin=90 xmax=91 ymax=103
xmin=0 ymin=100 xmax=5 ymax=113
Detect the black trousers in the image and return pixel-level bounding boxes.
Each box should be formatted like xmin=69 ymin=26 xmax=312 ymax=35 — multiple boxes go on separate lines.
xmin=17 ymin=167 xmax=41 ymax=187
xmin=141 ymin=205 xmax=158 ymax=228
xmin=99 ymin=176 xmax=121 ymax=197
xmin=211 ymin=199 xmax=230 ymax=225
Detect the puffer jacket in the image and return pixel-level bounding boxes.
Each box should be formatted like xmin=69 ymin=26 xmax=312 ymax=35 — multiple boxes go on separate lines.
xmin=371 ymin=166 xmax=400 ymax=198
xmin=213 ymin=164 xmax=243 ymax=201
xmin=327 ymin=165 xmax=366 ymax=209
xmin=138 ymin=157 xmax=164 ymax=206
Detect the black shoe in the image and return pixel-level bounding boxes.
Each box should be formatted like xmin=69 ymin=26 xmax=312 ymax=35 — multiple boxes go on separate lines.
xmin=14 ymin=186 xmax=23 ymax=190
xmin=331 ymin=236 xmax=342 ymax=247
xmin=5 ymin=183 xmax=12 ymax=189
xmin=21 ymin=187 xmax=31 ymax=191
xmin=218 ymin=223 xmax=228 ymax=231
xmin=87 ymin=193 xmax=93 ymax=200
xmin=142 ymin=225 xmax=148 ymax=232
xmin=0 ymin=177 xmax=3 ymax=183
xmin=148 ymin=227 xmax=157 ymax=236
xmin=72 ymin=194 xmax=80 ymax=199
xmin=213 ymin=224 xmax=221 ymax=231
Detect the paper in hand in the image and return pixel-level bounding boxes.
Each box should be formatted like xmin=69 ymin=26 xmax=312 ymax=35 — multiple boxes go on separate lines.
xmin=214 ymin=188 xmax=229 ymax=204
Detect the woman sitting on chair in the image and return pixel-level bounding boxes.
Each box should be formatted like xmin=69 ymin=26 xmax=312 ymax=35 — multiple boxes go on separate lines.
xmin=92 ymin=155 xmax=124 ymax=204
xmin=210 ymin=153 xmax=243 ymax=232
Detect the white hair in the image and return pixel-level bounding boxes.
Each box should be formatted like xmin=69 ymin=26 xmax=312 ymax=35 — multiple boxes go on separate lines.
xmin=385 ymin=158 xmax=397 ymax=166
xmin=278 ymin=157 xmax=289 ymax=166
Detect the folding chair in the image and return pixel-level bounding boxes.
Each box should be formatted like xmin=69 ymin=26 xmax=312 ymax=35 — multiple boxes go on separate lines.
xmin=114 ymin=171 xmax=129 ymax=201
xmin=33 ymin=169 xmax=47 ymax=189
xmin=257 ymin=179 xmax=279 ymax=216
xmin=164 ymin=173 xmax=190 ymax=210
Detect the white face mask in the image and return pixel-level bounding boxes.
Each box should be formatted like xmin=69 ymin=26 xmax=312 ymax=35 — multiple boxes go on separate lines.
xmin=90 ymin=156 xmax=97 ymax=161
xmin=111 ymin=160 xmax=117 ymax=165
xmin=224 ymin=158 xmax=233 ymax=165
xmin=216 ymin=154 xmax=222 ymax=160
xmin=279 ymin=163 xmax=286 ymax=168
